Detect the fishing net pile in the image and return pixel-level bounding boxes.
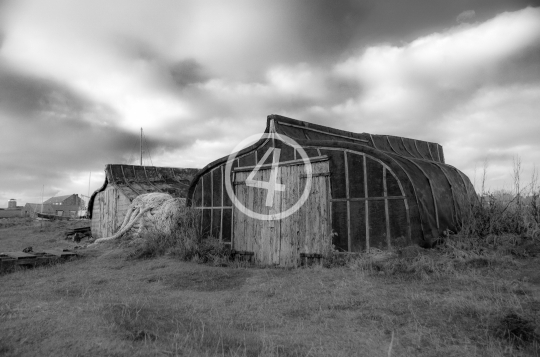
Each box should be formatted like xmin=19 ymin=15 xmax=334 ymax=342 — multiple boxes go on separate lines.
xmin=94 ymin=192 xmax=186 ymax=244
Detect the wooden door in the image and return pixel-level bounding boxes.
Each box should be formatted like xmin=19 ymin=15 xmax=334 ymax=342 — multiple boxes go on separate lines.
xmin=233 ymin=167 xmax=281 ymax=265
xmin=233 ymin=159 xmax=330 ymax=266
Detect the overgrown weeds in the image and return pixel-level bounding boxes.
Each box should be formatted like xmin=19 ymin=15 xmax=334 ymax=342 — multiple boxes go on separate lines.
xmin=460 ymin=191 xmax=540 ymax=239
xmin=0 ymin=217 xmax=33 ymax=229
xmin=322 ymin=231 xmax=534 ymax=281
xmin=462 ymin=158 xmax=540 ymax=239
xmin=127 ymin=208 xmax=231 ymax=265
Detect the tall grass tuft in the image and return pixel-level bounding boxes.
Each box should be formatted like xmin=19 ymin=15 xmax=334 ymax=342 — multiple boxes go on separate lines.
xmin=0 ymin=217 xmax=33 ymax=229
xmin=461 ymin=157 xmax=540 ymax=239
xmin=127 ymin=207 xmax=230 ymax=264
xmin=460 ymin=190 xmax=540 ymax=239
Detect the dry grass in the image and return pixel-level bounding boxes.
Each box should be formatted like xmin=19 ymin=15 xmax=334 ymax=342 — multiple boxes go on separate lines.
xmin=1 ymin=219 xmax=540 ymax=356
xmin=0 ymin=219 xmax=90 ymax=252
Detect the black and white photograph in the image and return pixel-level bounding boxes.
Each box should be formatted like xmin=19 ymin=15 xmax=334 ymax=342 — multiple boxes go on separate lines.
xmin=1 ymin=1 xmax=539 ymax=356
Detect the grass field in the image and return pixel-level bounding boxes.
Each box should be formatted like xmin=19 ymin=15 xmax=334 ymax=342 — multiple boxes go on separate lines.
xmin=1 ymin=219 xmax=540 ymax=356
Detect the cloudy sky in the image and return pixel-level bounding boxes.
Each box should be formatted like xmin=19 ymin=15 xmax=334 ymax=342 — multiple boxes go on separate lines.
xmin=0 ymin=0 xmax=539 ymax=207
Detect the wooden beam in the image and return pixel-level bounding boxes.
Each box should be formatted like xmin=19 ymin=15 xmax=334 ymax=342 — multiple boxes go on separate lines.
xmin=386 ymin=136 xmax=399 ymax=154
xmin=401 ymin=157 xmax=440 ymax=230
xmin=200 ymin=175 xmax=204 ymax=234
xmin=363 ymin=155 xmax=369 ymax=251
xmin=400 ymin=137 xmax=416 ymax=157
xmin=118 ymin=166 xmax=141 ymax=198
xmin=277 ymin=121 xmax=369 ymax=143
xmin=233 ymin=155 xmax=329 ymax=172
xmin=344 ymin=151 xmax=351 ymax=252
xmin=220 ymin=165 xmax=224 ymax=241
xmin=426 ymin=143 xmax=435 ymax=161
xmin=383 ymin=168 xmax=391 ymax=250
xmin=300 ymin=172 xmax=330 ymax=178
xmin=388 ymin=170 xmax=412 ymax=244
xmin=432 ymin=162 xmax=459 ymax=228
xmin=329 ymin=196 xmax=407 ymax=202
xmin=370 ymin=134 xmax=377 ymax=149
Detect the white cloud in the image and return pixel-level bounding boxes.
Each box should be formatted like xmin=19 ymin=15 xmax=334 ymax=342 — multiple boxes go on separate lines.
xmin=174 ymin=7 xmax=540 ymax=190
xmin=327 ymin=7 xmax=540 ymax=188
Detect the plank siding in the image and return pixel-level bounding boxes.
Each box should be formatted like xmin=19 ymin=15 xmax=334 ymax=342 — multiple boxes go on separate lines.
xmin=232 ymin=160 xmax=330 ymax=266
xmin=188 ymin=115 xmax=475 ymax=258
xmin=90 ymin=186 xmax=130 ymax=239
xmin=298 ymin=161 xmax=330 ymax=256
xmin=279 ymin=164 xmax=301 ymax=266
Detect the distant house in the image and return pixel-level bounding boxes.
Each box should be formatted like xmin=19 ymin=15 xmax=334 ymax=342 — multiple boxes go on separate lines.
xmin=22 ymin=203 xmax=55 ymax=218
xmin=43 ymin=194 xmax=84 ymax=218
xmin=22 ymin=194 xmax=84 ymax=219
xmin=0 ymin=199 xmax=24 ymax=218
xmin=88 ymin=165 xmax=199 ymax=239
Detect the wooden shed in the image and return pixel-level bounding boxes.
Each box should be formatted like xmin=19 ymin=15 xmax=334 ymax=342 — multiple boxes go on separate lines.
xmin=89 ymin=165 xmax=199 ymax=239
xmin=186 ymin=114 xmax=476 ymax=266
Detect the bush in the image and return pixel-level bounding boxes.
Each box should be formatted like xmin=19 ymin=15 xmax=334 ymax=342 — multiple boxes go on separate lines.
xmin=460 ymin=189 xmax=540 ymax=239
xmin=127 ymin=208 xmax=230 ymax=265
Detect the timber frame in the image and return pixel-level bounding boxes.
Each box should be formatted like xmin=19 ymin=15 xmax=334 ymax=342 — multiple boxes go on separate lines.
xmin=187 ymin=114 xmax=476 ymax=265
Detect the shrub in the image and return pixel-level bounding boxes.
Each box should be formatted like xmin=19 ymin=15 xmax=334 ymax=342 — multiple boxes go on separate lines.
xmin=127 ymin=208 xmax=230 ymax=264
xmin=459 ymin=190 xmax=540 ymax=240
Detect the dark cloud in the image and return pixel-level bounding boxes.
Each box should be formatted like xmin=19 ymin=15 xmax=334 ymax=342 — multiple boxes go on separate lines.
xmin=0 ymin=65 xmax=196 ymax=204
xmin=287 ymin=0 xmax=373 ymax=59
xmin=169 ymin=59 xmax=209 ymax=88
xmin=111 ymin=37 xmax=211 ymax=90
xmin=495 ymin=45 xmax=540 ymax=85
xmin=0 ymin=64 xmax=112 ymax=122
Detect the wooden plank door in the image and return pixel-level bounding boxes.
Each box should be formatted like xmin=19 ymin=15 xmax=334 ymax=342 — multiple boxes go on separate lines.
xmin=280 ymin=161 xmax=330 ymax=266
xmin=233 ymin=167 xmax=281 ymax=265
xmin=233 ymin=160 xmax=330 ymax=266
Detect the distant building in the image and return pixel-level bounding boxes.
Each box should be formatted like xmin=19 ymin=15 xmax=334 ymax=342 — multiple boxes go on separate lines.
xmin=8 ymin=199 xmax=17 ymax=209
xmin=0 ymin=199 xmax=24 ymax=218
xmin=22 ymin=194 xmax=85 ymax=219
xmin=21 ymin=203 xmax=56 ymax=218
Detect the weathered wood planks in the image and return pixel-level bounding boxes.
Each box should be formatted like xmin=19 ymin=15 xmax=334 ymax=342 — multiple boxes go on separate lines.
xmin=232 ymin=160 xmax=330 ymax=267
xmin=91 ymin=186 xmax=131 ymax=238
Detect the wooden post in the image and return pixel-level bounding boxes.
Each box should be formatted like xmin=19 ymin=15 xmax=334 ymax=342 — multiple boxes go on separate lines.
xmin=363 ymin=155 xmax=369 ymax=251
xmin=344 ymin=151 xmax=351 ymax=252
xmin=383 ymin=168 xmax=391 ymax=249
